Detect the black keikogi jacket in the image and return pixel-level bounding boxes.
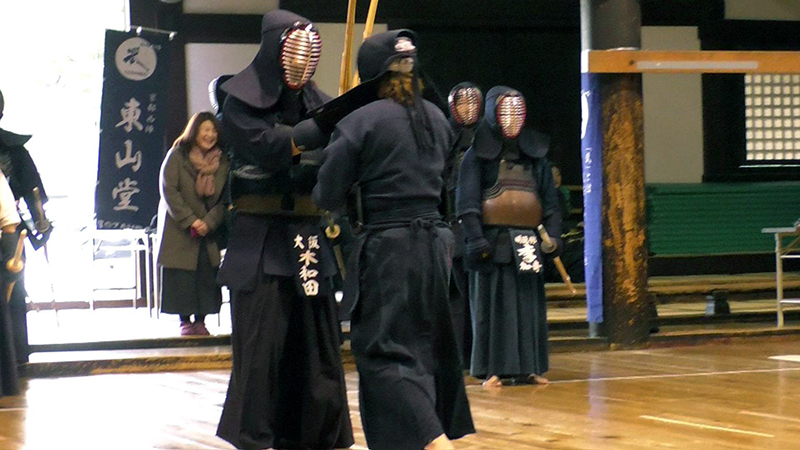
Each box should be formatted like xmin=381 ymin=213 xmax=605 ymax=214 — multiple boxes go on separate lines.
xmin=456 ymin=125 xmax=562 ymax=270
xmin=216 ymin=10 xmax=335 ymax=291
xmin=313 ymin=98 xmax=453 ymax=315
xmin=313 ymin=98 xmax=452 ymax=225
xmin=0 ymin=129 xmax=50 ymax=249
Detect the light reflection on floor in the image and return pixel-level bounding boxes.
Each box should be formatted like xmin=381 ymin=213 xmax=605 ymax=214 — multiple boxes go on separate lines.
xmin=14 ymin=373 xmax=235 ymax=450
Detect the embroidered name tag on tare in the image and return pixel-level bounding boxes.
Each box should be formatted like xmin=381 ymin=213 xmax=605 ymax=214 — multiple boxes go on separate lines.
xmin=509 ymin=229 xmax=542 ymax=274
xmin=291 ymin=226 xmax=322 ymax=298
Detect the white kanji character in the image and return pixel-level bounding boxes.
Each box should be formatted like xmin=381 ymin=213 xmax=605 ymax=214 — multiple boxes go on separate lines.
xmin=115 ymin=98 xmax=144 ymax=132
xmin=298 ymin=250 xmax=318 ymax=267
xmin=299 ymin=265 xmax=319 ymax=281
xmin=514 ymin=234 xmax=530 ymax=245
xmin=302 ymin=280 xmax=319 ymax=296
xmin=115 ymin=139 xmax=142 ymax=172
xmin=517 ymin=243 xmax=538 ymax=264
xmin=111 ymin=178 xmax=140 ymax=211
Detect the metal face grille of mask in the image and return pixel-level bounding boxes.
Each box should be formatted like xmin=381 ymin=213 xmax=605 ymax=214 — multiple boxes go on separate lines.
xmin=449 ymin=87 xmax=483 ymax=126
xmin=280 ymin=24 xmax=321 ymax=90
xmin=496 ymin=94 xmax=526 ymax=139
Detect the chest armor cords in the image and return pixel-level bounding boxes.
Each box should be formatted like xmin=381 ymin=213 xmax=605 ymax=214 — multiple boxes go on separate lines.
xmin=481 ymin=160 xmax=543 ymax=229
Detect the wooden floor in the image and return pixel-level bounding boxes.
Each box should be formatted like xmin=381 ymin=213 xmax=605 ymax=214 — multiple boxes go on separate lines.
xmin=3 ymin=338 xmax=800 ymax=449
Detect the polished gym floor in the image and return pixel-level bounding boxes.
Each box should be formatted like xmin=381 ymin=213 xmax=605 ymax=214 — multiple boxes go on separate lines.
xmin=3 ymin=338 xmax=800 ymax=449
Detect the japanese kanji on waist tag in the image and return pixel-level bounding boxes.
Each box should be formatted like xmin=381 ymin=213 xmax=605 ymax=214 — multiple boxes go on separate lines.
xmin=509 ymin=229 xmax=542 ymax=274
xmin=291 ymin=223 xmax=323 ymax=298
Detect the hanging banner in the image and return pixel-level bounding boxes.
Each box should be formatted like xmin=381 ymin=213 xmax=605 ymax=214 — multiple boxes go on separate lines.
xmin=95 ymin=29 xmax=171 ymax=229
xmin=581 ymin=69 xmax=603 ymax=324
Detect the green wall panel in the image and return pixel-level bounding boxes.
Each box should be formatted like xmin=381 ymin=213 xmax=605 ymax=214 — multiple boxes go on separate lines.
xmin=646 ymin=182 xmax=800 ymax=256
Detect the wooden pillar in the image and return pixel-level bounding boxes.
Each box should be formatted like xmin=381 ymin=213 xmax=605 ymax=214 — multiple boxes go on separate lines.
xmin=581 ymin=0 xmax=649 ymax=346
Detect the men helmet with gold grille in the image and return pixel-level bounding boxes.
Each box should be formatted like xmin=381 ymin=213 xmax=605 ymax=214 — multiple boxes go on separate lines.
xmin=448 ymin=82 xmax=483 ymax=127
xmin=280 ymin=22 xmax=321 ymax=90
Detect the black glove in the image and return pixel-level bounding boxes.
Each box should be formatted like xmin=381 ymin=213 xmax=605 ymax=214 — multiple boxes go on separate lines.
xmin=293 ymin=118 xmax=330 ymax=152
xmin=461 ymin=213 xmax=492 ymax=269
xmin=0 ymin=232 xmax=23 ymax=282
xmin=542 ymin=236 xmax=563 ymax=258
xmin=537 ymin=224 xmax=563 ymax=258
xmin=540 ymin=235 xmax=557 ymax=254
xmin=465 ymin=237 xmax=492 ymax=269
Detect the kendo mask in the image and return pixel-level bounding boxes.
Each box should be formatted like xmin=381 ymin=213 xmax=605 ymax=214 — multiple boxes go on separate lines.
xmin=357 ymin=29 xmax=418 ymax=83
xmin=490 ymin=88 xmax=526 ymax=139
xmin=470 ymin=86 xmax=534 ymax=160
xmin=280 ymin=22 xmax=321 ymax=90
xmin=220 ymin=10 xmax=321 ymax=109
xmin=448 ymin=82 xmax=483 ymax=127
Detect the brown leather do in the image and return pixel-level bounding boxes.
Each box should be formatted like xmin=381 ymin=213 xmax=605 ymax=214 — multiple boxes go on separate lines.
xmin=482 ymin=189 xmax=543 ymax=229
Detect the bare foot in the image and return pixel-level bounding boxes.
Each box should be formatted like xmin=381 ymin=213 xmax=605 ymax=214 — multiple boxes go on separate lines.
xmin=425 ymin=434 xmax=455 ymax=450
xmin=529 ymin=374 xmax=549 ymax=385
xmin=482 ymin=375 xmax=502 ymax=388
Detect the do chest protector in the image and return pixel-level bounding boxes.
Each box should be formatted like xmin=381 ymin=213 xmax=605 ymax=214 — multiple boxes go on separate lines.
xmin=481 ymin=159 xmax=543 ymax=229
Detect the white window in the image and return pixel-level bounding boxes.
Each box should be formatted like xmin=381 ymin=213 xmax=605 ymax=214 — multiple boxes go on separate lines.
xmin=744 ymin=73 xmax=800 ymax=164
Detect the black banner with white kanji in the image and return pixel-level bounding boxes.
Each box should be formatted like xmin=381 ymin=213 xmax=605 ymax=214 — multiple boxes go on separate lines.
xmin=95 ymin=29 xmax=171 ymax=229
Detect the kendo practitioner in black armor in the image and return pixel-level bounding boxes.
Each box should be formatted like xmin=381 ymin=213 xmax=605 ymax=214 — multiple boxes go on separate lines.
xmin=214 ymin=10 xmax=353 ymax=450
xmin=0 ymin=170 xmax=22 ymax=398
xmin=0 ymin=88 xmax=51 ymax=365
xmin=456 ymin=86 xmax=562 ymax=388
xmin=445 ymin=83 xmax=483 ymax=371
xmin=313 ymin=30 xmax=475 ymax=450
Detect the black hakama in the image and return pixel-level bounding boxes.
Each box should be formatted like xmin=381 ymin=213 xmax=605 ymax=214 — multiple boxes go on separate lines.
xmin=348 ymin=221 xmax=475 ymax=450
xmin=216 ymin=275 xmax=353 ymax=450
xmin=0 ymin=284 xmax=19 ymax=397
xmin=468 ymin=250 xmax=549 ymax=379
xmin=217 ymin=214 xmax=353 ymax=450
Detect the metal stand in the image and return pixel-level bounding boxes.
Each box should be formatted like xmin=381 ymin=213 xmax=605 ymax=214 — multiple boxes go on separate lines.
xmin=762 ymin=227 xmax=800 ymax=327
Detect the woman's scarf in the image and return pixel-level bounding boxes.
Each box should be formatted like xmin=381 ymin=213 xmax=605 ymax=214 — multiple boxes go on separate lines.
xmin=188 ymin=146 xmax=222 ymax=197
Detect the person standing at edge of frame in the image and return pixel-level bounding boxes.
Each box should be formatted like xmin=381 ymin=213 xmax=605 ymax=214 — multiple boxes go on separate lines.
xmin=0 ymin=88 xmax=52 ymax=364
xmin=0 ymin=169 xmax=22 ymax=398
